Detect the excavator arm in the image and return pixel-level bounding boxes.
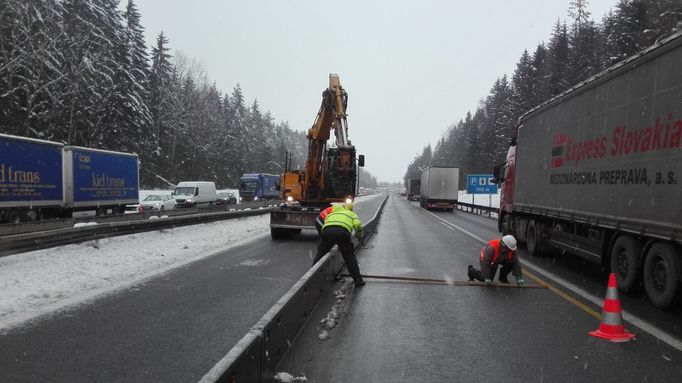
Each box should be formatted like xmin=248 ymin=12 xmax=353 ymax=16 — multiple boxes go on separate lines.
xmin=302 ymin=74 xmax=356 ymax=202
xmin=271 ymin=74 xmax=363 ymax=239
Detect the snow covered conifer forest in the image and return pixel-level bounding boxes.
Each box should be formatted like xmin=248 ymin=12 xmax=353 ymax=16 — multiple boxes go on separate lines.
xmin=0 ymin=0 xmax=309 ymax=188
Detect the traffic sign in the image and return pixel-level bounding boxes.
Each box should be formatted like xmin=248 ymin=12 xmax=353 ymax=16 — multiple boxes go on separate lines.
xmin=467 ymin=174 xmax=497 ymax=194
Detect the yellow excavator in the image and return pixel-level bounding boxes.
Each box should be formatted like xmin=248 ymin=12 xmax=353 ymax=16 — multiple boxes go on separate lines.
xmin=270 ymin=74 xmax=364 ymax=239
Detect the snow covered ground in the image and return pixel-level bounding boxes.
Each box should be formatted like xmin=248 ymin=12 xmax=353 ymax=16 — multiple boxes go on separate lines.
xmin=458 ymin=190 xmax=500 ymax=208
xmin=0 ymin=214 xmax=269 ymax=333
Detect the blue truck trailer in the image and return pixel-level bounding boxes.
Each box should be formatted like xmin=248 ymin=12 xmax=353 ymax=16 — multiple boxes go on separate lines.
xmin=0 ymin=133 xmax=139 ymax=223
xmin=238 ymin=173 xmax=279 ymax=202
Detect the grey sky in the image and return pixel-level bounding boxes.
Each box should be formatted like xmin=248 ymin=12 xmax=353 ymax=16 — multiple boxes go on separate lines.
xmin=134 ymin=0 xmax=616 ymax=183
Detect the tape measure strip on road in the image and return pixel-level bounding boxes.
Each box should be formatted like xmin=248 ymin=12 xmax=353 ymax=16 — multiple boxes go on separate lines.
xmin=422 ymin=208 xmax=682 ymax=352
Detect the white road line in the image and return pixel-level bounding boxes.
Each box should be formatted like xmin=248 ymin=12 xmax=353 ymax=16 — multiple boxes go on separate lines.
xmin=422 ymin=208 xmax=682 ymax=352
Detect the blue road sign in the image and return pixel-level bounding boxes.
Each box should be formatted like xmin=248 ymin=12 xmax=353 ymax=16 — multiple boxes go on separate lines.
xmin=467 ymin=174 xmax=497 ymax=194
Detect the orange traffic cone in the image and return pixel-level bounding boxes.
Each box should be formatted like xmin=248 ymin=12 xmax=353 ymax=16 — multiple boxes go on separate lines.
xmin=589 ymin=273 xmax=635 ymax=342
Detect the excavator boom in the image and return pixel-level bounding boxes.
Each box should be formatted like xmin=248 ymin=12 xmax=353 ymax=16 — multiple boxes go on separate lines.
xmin=270 ymin=74 xmax=363 ymax=239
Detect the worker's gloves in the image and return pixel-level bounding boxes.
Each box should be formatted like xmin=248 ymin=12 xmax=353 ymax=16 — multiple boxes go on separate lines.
xmin=484 ymin=279 xmax=493 ymax=286
xmin=355 ymin=232 xmax=363 ymax=240
xmin=516 ymin=278 xmax=526 ymax=288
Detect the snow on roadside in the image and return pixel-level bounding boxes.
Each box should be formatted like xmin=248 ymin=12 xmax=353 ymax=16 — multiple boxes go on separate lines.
xmin=0 ymin=214 xmax=270 ymax=333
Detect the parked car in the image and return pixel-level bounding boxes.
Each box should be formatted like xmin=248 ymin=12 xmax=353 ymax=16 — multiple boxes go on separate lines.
xmin=140 ymin=194 xmax=176 ymax=212
xmin=216 ymin=192 xmax=237 ymax=205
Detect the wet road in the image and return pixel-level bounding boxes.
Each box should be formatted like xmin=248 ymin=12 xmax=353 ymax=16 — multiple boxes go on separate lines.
xmin=278 ymin=194 xmax=682 ymax=382
xmin=0 ymin=194 xmax=386 ymax=383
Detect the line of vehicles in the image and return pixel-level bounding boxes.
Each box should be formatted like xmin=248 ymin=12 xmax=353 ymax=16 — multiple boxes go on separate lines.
xmin=0 ymin=133 xmax=275 ymax=223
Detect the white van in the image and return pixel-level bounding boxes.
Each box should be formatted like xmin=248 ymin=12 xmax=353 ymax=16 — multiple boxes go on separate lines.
xmin=172 ymin=181 xmax=217 ymax=207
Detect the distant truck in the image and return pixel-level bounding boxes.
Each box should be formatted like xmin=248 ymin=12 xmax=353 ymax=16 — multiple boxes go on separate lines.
xmin=0 ymin=133 xmax=139 ymax=223
xmin=407 ymin=179 xmax=421 ymax=201
xmin=172 ymin=181 xmax=217 ymax=207
xmin=493 ymin=32 xmax=682 ymax=308
xmin=239 ymin=173 xmax=279 ymax=202
xmin=420 ymin=166 xmax=459 ymax=210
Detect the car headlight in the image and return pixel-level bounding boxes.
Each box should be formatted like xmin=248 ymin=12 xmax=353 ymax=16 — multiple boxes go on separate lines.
xmin=254 ymin=196 xmax=259 ymax=201
xmin=286 ymin=196 xmax=294 ymax=202
xmin=187 ymin=199 xmax=194 ymax=203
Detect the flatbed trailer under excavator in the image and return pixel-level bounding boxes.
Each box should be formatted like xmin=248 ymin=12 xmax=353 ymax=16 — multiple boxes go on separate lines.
xmin=269 ymin=74 xmax=363 ymax=239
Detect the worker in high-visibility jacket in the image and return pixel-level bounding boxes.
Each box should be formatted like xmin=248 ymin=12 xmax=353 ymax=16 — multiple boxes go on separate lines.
xmin=312 ymin=202 xmax=365 ymax=286
xmin=468 ymin=235 xmax=525 ymax=287
xmin=314 ymin=205 xmax=334 ymax=235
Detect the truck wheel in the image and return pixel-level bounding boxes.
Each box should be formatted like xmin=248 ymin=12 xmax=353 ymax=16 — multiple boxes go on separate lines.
xmin=610 ymin=235 xmax=642 ymax=293
xmin=501 ymin=214 xmax=512 ymax=235
xmin=7 ymin=209 xmax=21 ymax=224
xmin=643 ymin=243 xmax=680 ymax=309
xmin=271 ymin=228 xmax=288 ymax=240
xmin=526 ymin=220 xmax=542 ymax=256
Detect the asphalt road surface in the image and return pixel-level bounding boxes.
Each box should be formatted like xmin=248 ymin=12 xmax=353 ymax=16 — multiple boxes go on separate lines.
xmin=0 ymin=194 xmax=386 ymax=383
xmin=278 ymin=193 xmax=682 ymax=382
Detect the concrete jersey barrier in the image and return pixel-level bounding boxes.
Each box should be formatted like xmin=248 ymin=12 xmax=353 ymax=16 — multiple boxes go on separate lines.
xmin=199 ymin=194 xmax=389 ymax=383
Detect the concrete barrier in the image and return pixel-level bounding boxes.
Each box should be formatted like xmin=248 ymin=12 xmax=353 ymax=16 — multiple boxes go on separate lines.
xmin=199 ymin=194 xmax=389 ymax=383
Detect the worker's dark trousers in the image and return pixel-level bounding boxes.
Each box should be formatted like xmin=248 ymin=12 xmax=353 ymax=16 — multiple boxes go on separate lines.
xmin=314 ymin=216 xmax=324 ymax=235
xmin=468 ymin=263 xmax=513 ymax=282
xmin=313 ymin=226 xmax=362 ymax=282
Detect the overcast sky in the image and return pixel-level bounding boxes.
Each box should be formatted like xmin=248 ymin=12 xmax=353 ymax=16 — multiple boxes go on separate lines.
xmin=134 ymin=0 xmax=617 ymax=183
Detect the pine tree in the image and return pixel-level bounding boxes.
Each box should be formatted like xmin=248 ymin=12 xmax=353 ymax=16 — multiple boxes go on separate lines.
xmin=0 ymin=0 xmax=65 ymax=138
xmin=603 ymin=0 xmax=649 ymax=66
xmin=531 ymin=43 xmax=551 ymax=107
xmin=120 ymin=0 xmax=152 ymax=154
xmin=547 ymin=20 xmax=571 ymax=96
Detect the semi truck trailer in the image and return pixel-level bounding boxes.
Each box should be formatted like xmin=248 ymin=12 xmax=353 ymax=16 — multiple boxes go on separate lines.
xmin=494 ymin=31 xmax=682 ymax=308
xmin=407 ymin=179 xmax=421 ymax=201
xmin=420 ymin=166 xmax=459 ymax=210
xmin=0 ymin=133 xmax=139 ymax=223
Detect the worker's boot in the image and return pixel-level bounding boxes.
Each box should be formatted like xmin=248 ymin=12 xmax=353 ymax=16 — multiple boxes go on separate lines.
xmin=467 ymin=265 xmax=477 ymax=281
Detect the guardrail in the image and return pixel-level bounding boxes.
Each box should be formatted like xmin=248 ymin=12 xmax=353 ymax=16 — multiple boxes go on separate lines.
xmin=0 ymin=205 xmax=276 ymax=257
xmin=199 ymin=193 xmax=390 ymax=383
xmin=455 ymin=201 xmax=498 ymax=218
xmin=0 ymin=201 xmax=279 ymax=236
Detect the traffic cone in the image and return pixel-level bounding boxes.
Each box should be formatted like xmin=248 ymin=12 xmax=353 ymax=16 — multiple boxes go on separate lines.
xmin=589 ymin=273 xmax=635 ymax=342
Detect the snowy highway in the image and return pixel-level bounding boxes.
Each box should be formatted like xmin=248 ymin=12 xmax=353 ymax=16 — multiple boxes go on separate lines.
xmin=0 ymin=194 xmax=385 ymax=382
xmin=2 ymin=192 xmax=682 ymax=382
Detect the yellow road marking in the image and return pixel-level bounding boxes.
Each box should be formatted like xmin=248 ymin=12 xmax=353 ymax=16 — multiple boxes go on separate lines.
xmin=424 ymin=208 xmax=603 ymax=320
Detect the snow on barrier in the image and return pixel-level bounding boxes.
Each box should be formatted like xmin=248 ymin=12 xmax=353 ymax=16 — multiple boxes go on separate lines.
xmin=199 ymin=194 xmax=389 ymax=383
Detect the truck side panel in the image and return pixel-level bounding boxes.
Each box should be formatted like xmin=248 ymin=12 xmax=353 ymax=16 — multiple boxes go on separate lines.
xmin=0 ymin=134 xmax=63 ymax=208
xmin=515 ymin=39 xmax=682 ymax=241
xmin=65 ymin=147 xmax=139 ymax=207
xmin=262 ymin=174 xmax=280 ymax=199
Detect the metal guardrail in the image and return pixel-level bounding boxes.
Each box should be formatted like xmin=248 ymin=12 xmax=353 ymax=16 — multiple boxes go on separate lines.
xmin=0 ymin=201 xmax=279 ymax=236
xmin=454 ymin=201 xmax=498 ymax=218
xmin=0 ymin=204 xmax=276 ymax=257
xmin=199 ymin=193 xmax=390 ymax=383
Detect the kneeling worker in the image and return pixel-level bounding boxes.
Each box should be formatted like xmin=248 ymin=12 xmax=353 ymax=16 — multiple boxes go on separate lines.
xmin=468 ymin=235 xmax=525 ymax=287
xmin=312 ymin=202 xmax=365 ymax=286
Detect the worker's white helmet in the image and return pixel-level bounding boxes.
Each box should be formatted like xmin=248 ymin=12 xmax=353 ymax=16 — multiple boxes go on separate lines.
xmin=501 ymin=235 xmax=518 ymax=251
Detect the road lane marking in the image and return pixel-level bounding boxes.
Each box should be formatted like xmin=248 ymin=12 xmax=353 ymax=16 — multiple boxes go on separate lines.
xmin=422 ymin=208 xmax=682 ymax=352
